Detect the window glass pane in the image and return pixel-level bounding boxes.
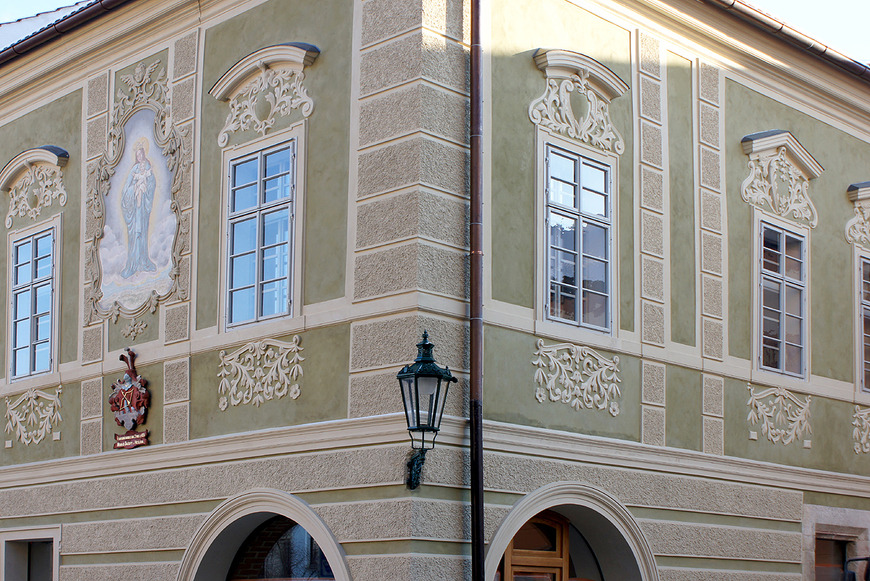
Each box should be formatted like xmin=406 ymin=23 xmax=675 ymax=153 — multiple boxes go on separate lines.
xmin=36 ymin=234 xmax=52 ymax=257
xmin=233 ymin=158 xmax=258 ymax=187
xmin=549 ymin=283 xmax=576 ymax=321
xmin=263 ymin=210 xmax=289 ymax=246
xmin=582 ymin=257 xmax=607 ymax=292
xmin=785 ymin=234 xmax=802 ymax=259
xmin=785 ymin=257 xmax=802 ymax=281
xmin=548 ymin=178 xmax=575 ymax=207
xmin=36 ymin=314 xmax=51 ymax=341
xmin=232 ymin=184 xmax=258 ymax=213
xmin=549 ymin=152 xmax=575 ymax=182
xmin=762 ymin=341 xmax=780 ymax=370
xmin=549 ymin=213 xmax=576 ymax=251
xmin=513 ymin=521 xmax=558 ymax=552
xmin=14 ymin=347 xmax=29 ymax=376
xmin=230 ymin=288 xmax=256 ymax=323
xmin=262 ymin=244 xmax=289 ymax=281
xmin=34 ymin=342 xmax=50 ymax=372
xmin=231 ymin=219 xmax=257 ymax=254
xmin=581 ymin=189 xmax=607 ymax=217
xmin=785 ymin=344 xmax=802 ymax=375
xmin=762 ymin=228 xmax=780 ymax=273
xmin=231 ymin=254 xmax=256 ymax=289
xmin=14 ymin=319 xmax=30 ymax=347
xmin=35 ymin=256 xmax=51 ymax=280
xmin=15 ymin=291 xmax=30 ymax=318
xmin=785 ymin=285 xmax=801 ymax=316
xmin=35 ymin=284 xmax=51 ymax=314
xmin=15 ymin=262 xmax=31 ymax=286
xmin=15 ymin=241 xmax=31 ymax=266
xmin=582 ymin=222 xmax=607 ymax=259
xmin=762 ymin=312 xmax=780 ymax=341
xmin=264 ymin=175 xmax=291 ymax=203
xmin=265 ymin=148 xmax=292 ymax=177
xmin=581 ymin=162 xmax=606 ymax=193
xmin=786 ymin=315 xmax=801 ymax=345
xmin=762 ymin=280 xmax=780 ymax=309
xmin=583 ymin=291 xmax=608 ymax=328
xmin=261 ymin=279 xmax=288 ymax=317
xmin=550 ymin=249 xmax=576 ymax=286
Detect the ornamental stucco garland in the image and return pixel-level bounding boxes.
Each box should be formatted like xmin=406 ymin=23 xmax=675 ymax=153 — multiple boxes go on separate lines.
xmin=5 ymin=386 xmax=62 ymax=446
xmin=746 ymin=383 xmax=811 ymax=446
xmin=528 ymin=49 xmax=629 ymax=155
xmin=532 ymin=338 xmax=621 ymax=416
xmin=218 ymin=336 xmax=304 ymax=410
xmin=853 ymin=406 xmax=870 ymax=455
xmin=83 ymin=58 xmax=190 ymax=324
xmin=5 ymin=165 xmax=67 ymax=228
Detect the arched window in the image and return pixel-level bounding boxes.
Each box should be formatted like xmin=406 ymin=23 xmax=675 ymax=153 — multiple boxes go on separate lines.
xmin=227 ymin=515 xmax=334 ymax=580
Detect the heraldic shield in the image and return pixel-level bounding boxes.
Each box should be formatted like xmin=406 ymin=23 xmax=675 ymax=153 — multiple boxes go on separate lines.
xmin=109 ymin=348 xmax=151 ymax=449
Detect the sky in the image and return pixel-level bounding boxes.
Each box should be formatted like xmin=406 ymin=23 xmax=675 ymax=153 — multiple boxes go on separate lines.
xmin=0 ymin=0 xmax=869 ymax=63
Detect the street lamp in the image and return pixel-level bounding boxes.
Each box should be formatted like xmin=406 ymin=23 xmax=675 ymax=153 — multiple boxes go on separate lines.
xmin=397 ymin=331 xmax=457 ymax=489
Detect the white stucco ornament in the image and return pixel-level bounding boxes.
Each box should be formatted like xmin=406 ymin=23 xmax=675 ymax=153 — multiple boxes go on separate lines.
xmin=740 ymin=130 xmax=822 ymax=227
xmin=529 ymin=49 xmax=628 ymax=154
xmin=746 ymin=383 xmax=811 ymax=446
xmin=532 ymin=338 xmax=621 ymax=416
xmin=853 ymin=405 xmax=870 ymax=455
xmin=218 ymin=335 xmax=304 ymax=410
xmin=5 ymin=386 xmax=62 ymax=446
xmin=210 ymin=43 xmax=320 ymax=147
xmin=845 ymin=182 xmax=870 ymax=248
xmin=0 ymin=146 xmax=69 ymax=229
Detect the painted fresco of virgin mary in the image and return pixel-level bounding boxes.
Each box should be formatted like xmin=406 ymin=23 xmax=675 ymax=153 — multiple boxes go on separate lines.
xmin=121 ymin=136 xmax=157 ymax=278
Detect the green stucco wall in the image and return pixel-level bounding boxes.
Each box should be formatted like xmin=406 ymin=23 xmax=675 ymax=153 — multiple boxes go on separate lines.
xmin=490 ymin=0 xmax=634 ymax=331
xmin=667 ymin=53 xmax=695 ymax=347
xmin=197 ymin=0 xmax=352 ymax=330
xmin=665 ymin=365 xmax=702 ymax=451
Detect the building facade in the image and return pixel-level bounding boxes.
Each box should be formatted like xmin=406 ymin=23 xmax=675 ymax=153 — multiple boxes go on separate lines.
xmin=0 ymin=0 xmax=869 ymax=579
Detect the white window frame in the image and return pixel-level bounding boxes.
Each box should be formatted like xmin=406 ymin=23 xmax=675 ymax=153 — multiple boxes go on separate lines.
xmin=537 ymin=133 xmax=616 ymax=336
xmin=857 ymin=253 xmax=870 ymax=393
xmin=0 ymin=526 xmax=60 ymax=581
xmin=754 ymin=214 xmax=808 ymax=379
xmin=7 ymin=216 xmax=60 ymax=382
xmin=220 ymin=123 xmax=305 ymax=332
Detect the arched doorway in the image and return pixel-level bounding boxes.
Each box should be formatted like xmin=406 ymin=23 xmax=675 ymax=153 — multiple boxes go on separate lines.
xmin=176 ymin=489 xmax=352 ymax=581
xmin=486 ymin=482 xmax=659 ymax=581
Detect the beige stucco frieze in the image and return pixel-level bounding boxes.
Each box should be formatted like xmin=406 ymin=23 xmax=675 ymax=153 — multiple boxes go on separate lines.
xmin=746 ymin=383 xmax=812 ymax=446
xmin=740 ymin=130 xmax=822 ymax=227
xmin=5 ymin=385 xmax=62 ymax=446
xmin=210 ymin=43 xmax=320 ymax=147
xmin=528 ymin=49 xmax=629 ymax=154
xmin=532 ymin=338 xmax=622 ymax=416
xmin=845 ymin=182 xmax=870 ymax=248
xmin=217 ymin=335 xmax=304 ymax=410
xmin=0 ymin=146 xmax=69 ymax=229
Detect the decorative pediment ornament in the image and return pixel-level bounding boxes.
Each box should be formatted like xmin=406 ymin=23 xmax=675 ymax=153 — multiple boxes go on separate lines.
xmin=218 ymin=335 xmax=304 ymax=410
xmin=746 ymin=383 xmax=811 ymax=446
xmin=740 ymin=130 xmax=823 ymax=227
xmin=532 ymin=338 xmax=622 ymax=416
xmin=5 ymin=385 xmax=62 ymax=446
xmin=853 ymin=406 xmax=870 ymax=454
xmin=84 ymin=58 xmax=190 ymax=324
xmin=210 ymin=43 xmax=320 ymax=147
xmin=528 ymin=49 xmax=628 ymax=155
xmin=0 ymin=146 xmax=69 ymax=228
xmin=845 ymin=182 xmax=870 ymax=248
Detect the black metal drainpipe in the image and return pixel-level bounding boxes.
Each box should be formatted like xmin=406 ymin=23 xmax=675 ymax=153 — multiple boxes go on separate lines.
xmin=469 ymin=0 xmax=484 ymax=576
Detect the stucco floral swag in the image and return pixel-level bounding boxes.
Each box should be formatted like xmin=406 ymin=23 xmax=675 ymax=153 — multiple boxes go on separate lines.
xmin=5 ymin=386 xmax=62 ymax=445
xmin=529 ymin=70 xmax=625 ymax=155
xmin=532 ymin=339 xmax=621 ymax=416
xmin=218 ymin=336 xmax=304 ymax=410
xmin=746 ymin=383 xmax=811 ymax=445
xmin=5 ymin=164 xmax=67 ymax=228
xmin=853 ymin=406 xmax=870 ymax=454
xmin=741 ymin=147 xmax=818 ymax=227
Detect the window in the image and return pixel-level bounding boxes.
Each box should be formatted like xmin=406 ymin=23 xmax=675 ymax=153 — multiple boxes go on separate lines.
xmin=759 ymin=223 xmax=805 ymax=376
xmin=226 ymin=140 xmax=296 ymax=326
xmin=815 ymin=537 xmax=847 ymax=581
xmin=227 ymin=515 xmax=334 ymax=580
xmin=545 ymin=145 xmax=611 ymax=331
xmin=10 ymin=228 xmax=54 ymax=379
xmin=861 ymin=259 xmax=870 ymax=391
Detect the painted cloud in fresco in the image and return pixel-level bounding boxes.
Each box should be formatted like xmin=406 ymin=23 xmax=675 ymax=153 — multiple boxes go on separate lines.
xmin=99 ymin=108 xmax=176 ymax=310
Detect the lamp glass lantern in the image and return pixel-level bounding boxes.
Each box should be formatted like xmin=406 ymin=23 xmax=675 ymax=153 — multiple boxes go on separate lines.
xmin=397 ymin=331 xmax=457 ymax=450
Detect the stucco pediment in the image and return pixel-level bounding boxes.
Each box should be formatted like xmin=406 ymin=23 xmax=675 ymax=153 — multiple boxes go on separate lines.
xmin=528 ymin=48 xmax=629 ymax=154
xmin=0 ymin=146 xmax=69 ymax=228
xmin=209 ymin=43 xmax=320 ymax=147
xmin=740 ymin=130 xmax=822 ymax=227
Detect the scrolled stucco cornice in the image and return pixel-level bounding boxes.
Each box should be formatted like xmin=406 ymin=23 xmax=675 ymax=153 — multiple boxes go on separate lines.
xmin=533 ymin=49 xmax=629 ymax=101
xmin=209 ymin=43 xmax=320 ymax=100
